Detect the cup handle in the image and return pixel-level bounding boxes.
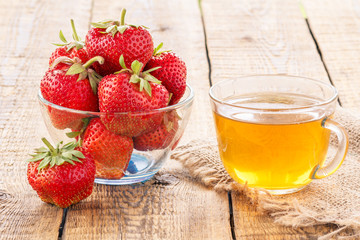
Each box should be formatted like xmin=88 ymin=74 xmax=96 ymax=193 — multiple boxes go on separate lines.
xmin=311 ymin=117 xmax=349 ymax=179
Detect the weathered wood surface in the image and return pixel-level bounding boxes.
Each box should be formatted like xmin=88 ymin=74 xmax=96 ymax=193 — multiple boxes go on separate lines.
xmin=201 ymin=0 xmax=341 ymax=238
xmin=0 ymin=0 xmax=92 ymax=239
xmin=303 ymin=0 xmax=360 ymax=111
xmin=0 ymin=0 xmax=356 ymax=239
xmin=62 ymin=0 xmax=231 ymax=239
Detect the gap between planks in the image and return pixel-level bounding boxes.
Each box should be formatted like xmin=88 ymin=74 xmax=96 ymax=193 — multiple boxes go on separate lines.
xmin=304 ymin=17 xmax=343 ymax=106
xmin=198 ymin=0 xmax=236 ymax=239
xmin=58 ymin=0 xmax=95 ymax=239
xmin=57 ymin=0 xmax=232 ymax=239
xmin=55 ymin=2 xmax=340 ymax=240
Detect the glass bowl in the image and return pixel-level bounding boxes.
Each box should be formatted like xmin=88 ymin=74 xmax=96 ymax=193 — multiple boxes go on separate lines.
xmin=38 ymin=84 xmax=194 ymax=185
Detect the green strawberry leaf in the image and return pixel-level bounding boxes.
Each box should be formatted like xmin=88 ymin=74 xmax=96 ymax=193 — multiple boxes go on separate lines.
xmin=69 ymin=150 xmax=85 ymax=159
xmin=62 ymin=152 xmax=73 ymax=159
xmin=28 ymin=152 xmax=49 ymax=162
xmin=152 ymin=42 xmax=172 ymax=56
xmin=153 ymin=42 xmax=163 ymax=55
xmin=131 ymin=60 xmax=143 ymax=75
xmin=70 ymin=154 xmax=81 ymax=161
xmin=143 ymin=66 xmax=161 ymax=74
xmin=66 ymin=131 xmax=82 ymax=138
xmin=62 ymin=141 xmax=77 ymax=150
xmin=106 ymin=25 xmax=118 ymax=37
xmin=59 ymin=30 xmax=67 ymax=43
xmin=129 ymin=75 xmax=141 ymax=84
xmin=139 ymin=78 xmax=145 ymax=92
xmin=143 ymin=80 xmax=152 ymax=97
xmin=128 ymin=24 xmax=140 ymax=28
xmin=91 ymin=22 xmax=109 ymax=29
xmin=73 ymin=41 xmax=84 ymax=51
xmin=144 ymin=73 xmax=161 ymax=84
xmin=52 ymin=43 xmax=67 ymax=47
xmin=34 ymin=147 xmax=48 ymax=153
xmin=119 ymin=55 xmax=127 ymax=69
xmin=166 ymin=121 xmax=174 ymax=132
xmin=55 ymin=141 xmax=63 ymax=151
xmin=38 ymin=156 xmax=52 ymax=171
xmin=71 ymin=157 xmax=82 ymax=163
xmin=106 ymin=25 xmax=115 ymax=33
xmin=29 ymin=138 xmax=83 ymax=170
xmin=77 ymin=71 xmax=88 ymax=82
xmin=65 ymin=43 xmax=77 ymax=52
xmin=66 ymin=63 xmax=86 ymax=75
xmin=88 ymin=70 xmax=102 ymax=95
xmin=57 ymin=157 xmax=65 ymax=166
xmin=82 ymin=118 xmax=90 ymax=126
xmin=50 ymin=56 xmax=73 ymax=69
xmin=50 ymin=156 xmax=57 ymax=168
xmin=118 ymin=25 xmax=128 ymax=34
xmin=64 ymin=159 xmax=75 ymax=165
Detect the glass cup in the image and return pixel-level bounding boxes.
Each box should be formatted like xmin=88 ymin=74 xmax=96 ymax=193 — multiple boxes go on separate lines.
xmin=209 ymin=75 xmax=348 ymax=195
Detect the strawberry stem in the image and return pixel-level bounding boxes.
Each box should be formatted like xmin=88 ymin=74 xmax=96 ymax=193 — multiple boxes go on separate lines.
xmin=70 ymin=19 xmax=80 ymax=41
xmin=41 ymin=138 xmax=56 ymax=155
xmin=83 ymin=56 xmax=104 ymax=69
xmin=120 ymin=8 xmax=126 ymax=26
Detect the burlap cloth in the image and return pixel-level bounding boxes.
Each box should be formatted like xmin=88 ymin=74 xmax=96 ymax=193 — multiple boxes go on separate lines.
xmin=170 ymin=107 xmax=360 ymax=239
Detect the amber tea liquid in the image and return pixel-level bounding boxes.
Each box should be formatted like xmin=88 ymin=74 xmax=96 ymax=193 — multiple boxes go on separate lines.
xmin=213 ymin=93 xmax=331 ymax=190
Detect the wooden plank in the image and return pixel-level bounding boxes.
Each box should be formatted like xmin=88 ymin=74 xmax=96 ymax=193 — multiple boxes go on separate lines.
xmin=62 ymin=0 xmax=231 ymax=239
xmin=201 ymin=0 xmax=339 ymax=238
xmin=0 ymin=0 xmax=93 ymax=239
xmin=303 ymin=0 xmax=360 ymax=110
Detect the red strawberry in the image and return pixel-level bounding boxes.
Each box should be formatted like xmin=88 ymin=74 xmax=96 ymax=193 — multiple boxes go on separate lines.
xmin=85 ymin=9 xmax=153 ymax=76
xmin=49 ymin=19 xmax=89 ymax=66
xmin=82 ymin=118 xmax=133 ymax=179
xmin=98 ymin=57 xmax=169 ymax=137
xmin=134 ymin=111 xmax=179 ymax=151
xmin=40 ymin=56 xmax=104 ymax=129
xmin=144 ymin=43 xmax=187 ymax=105
xmin=27 ymin=138 xmax=95 ymax=208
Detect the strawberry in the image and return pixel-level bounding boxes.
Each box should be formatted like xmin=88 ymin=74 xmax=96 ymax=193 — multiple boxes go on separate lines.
xmin=134 ymin=111 xmax=179 ymax=151
xmin=85 ymin=9 xmax=153 ymax=76
xmin=98 ymin=56 xmax=169 ymax=137
xmin=40 ymin=56 xmax=104 ymax=129
xmin=144 ymin=43 xmax=187 ymax=105
xmin=82 ymin=118 xmax=133 ymax=179
xmin=49 ymin=19 xmax=89 ymax=66
xmin=27 ymin=138 xmax=95 ymax=208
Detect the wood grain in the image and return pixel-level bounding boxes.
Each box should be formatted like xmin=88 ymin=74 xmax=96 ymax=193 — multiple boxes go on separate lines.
xmin=62 ymin=0 xmax=231 ymax=239
xmin=201 ymin=0 xmax=329 ymax=82
xmin=2 ymin=0 xmax=355 ymax=239
xmin=0 ymin=0 xmax=92 ymax=239
xmin=303 ymin=0 xmax=360 ymax=111
xmin=201 ymin=0 xmax=339 ymax=238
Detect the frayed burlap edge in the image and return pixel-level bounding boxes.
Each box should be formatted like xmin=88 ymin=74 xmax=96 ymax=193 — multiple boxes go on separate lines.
xmin=171 ymin=107 xmax=360 ymax=239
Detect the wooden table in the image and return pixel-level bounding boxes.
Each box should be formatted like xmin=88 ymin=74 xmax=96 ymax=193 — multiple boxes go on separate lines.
xmin=1 ymin=0 xmax=359 ymax=239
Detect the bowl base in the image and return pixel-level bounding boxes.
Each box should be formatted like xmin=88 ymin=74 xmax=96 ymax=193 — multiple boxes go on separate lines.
xmin=94 ymin=153 xmax=159 ymax=185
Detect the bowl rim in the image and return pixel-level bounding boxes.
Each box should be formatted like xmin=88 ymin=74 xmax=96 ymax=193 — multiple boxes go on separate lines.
xmin=38 ymin=83 xmax=194 ymax=115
